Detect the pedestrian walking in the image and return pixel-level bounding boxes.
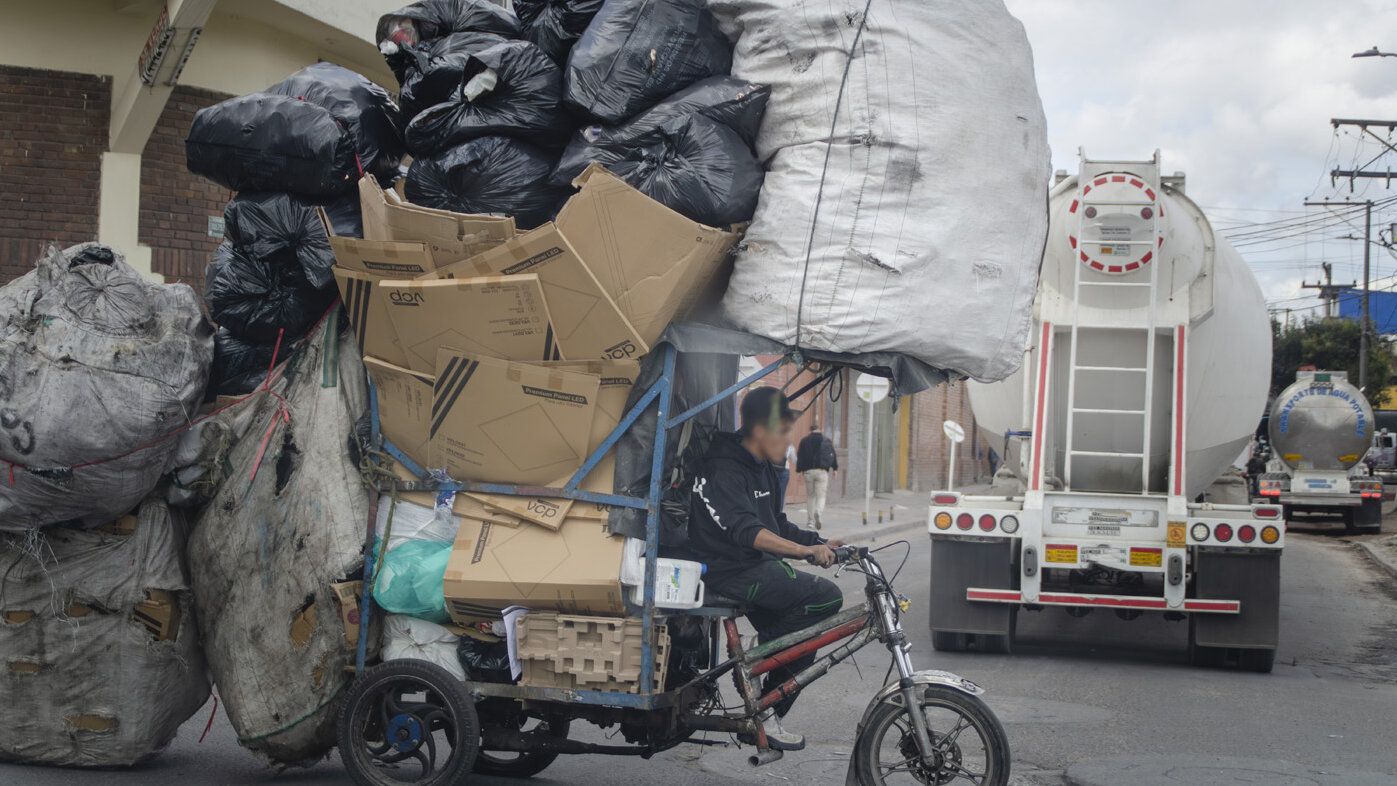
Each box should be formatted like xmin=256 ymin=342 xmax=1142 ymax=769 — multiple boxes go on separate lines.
xmin=796 ymin=423 xmax=838 ymax=529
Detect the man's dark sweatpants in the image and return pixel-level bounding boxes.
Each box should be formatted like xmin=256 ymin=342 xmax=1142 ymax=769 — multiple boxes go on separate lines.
xmin=707 ymin=560 xmax=844 ymax=718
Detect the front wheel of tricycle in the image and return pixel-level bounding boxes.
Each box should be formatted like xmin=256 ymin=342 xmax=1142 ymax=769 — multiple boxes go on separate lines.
xmin=852 ymin=684 xmax=1010 ymax=786
xmin=338 ymin=659 xmax=480 ymax=786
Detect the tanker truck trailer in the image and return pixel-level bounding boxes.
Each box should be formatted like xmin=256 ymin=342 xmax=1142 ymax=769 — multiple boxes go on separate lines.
xmin=1261 ymin=370 xmax=1382 ymax=534
xmin=927 ymin=151 xmax=1283 ymax=672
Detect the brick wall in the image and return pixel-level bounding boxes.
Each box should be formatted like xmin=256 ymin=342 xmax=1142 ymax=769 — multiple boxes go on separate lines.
xmin=0 ymin=66 xmax=110 ymax=281
xmin=908 ymin=381 xmax=992 ymax=492
xmin=141 ymin=86 xmax=233 ymax=292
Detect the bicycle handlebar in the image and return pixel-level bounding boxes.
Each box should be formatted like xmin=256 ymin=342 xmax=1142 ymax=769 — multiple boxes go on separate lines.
xmin=804 ymin=545 xmax=870 ymax=565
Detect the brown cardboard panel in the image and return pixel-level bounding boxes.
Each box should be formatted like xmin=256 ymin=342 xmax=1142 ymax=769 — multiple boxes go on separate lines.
xmin=2 ymin=610 xmax=35 ymax=625
xmin=387 ymin=463 xmax=524 ymax=527
xmin=425 ymin=226 xmax=646 ymax=363
xmin=554 ymin=164 xmax=741 ymax=346
xmin=131 ymin=589 xmax=179 ymax=643
xmin=442 ymin=514 xmax=626 ymax=623
xmin=468 ymin=480 xmax=574 ymax=531
xmin=364 ymin=357 xmax=434 ymax=468
xmin=97 ymin=514 xmax=139 ymax=536
xmin=380 ymin=275 xmax=557 ymax=374
xmin=429 ymin=350 xmax=599 ymax=485
xmin=327 ymin=236 xmax=438 ymax=277
xmin=361 ymin=176 xmax=516 ymax=264
xmin=290 ymin=603 xmax=317 ymax=650
xmin=65 ymin=714 xmax=118 ymax=732
xmin=330 ymin=581 xmax=363 ymax=649
xmin=334 ymin=267 xmax=411 ymax=368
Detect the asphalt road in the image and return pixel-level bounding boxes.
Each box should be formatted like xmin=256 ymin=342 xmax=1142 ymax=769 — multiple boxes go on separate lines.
xmin=3 ymin=525 xmax=1394 ymax=785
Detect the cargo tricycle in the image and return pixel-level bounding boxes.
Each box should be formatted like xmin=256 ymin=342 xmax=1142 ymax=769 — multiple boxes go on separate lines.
xmin=341 ymin=340 xmax=1010 ymax=785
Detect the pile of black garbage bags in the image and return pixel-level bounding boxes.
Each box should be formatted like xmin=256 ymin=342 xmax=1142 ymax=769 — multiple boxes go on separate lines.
xmin=187 ymin=63 xmax=399 ymax=398
xmin=188 ymin=0 xmax=769 ymax=397
xmin=381 ymin=0 xmax=768 ymax=229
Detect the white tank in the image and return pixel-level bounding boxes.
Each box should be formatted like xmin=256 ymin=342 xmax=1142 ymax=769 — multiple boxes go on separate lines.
xmin=968 ymin=158 xmax=1271 ymax=498
xmin=1269 ymin=371 xmax=1374 ymax=471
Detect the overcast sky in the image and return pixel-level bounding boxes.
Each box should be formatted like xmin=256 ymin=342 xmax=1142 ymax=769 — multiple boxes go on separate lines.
xmin=1003 ymin=0 xmax=1397 ymax=319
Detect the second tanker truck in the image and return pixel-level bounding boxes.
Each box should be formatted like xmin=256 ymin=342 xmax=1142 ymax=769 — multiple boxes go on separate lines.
xmin=928 ymin=150 xmax=1283 ymax=672
xmin=1261 ymin=370 xmax=1382 ymax=533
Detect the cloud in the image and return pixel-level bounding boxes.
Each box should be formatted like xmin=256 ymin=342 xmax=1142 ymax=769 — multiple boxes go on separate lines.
xmin=1004 ymin=0 xmax=1397 ymax=312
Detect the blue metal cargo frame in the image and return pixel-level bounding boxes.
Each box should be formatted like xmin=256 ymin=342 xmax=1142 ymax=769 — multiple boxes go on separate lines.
xmin=354 ymin=344 xmax=787 ymax=710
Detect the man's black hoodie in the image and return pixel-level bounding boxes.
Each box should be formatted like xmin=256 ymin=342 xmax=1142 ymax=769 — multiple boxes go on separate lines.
xmin=688 ymin=432 xmax=826 ymax=581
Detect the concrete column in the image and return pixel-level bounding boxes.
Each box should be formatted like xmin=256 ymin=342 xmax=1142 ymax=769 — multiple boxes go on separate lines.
xmin=98 ymin=152 xmax=153 ymax=276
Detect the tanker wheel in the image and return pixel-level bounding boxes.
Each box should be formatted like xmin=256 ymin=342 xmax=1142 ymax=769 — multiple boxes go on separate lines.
xmin=338 ymin=659 xmax=479 ymax=786
xmin=1349 ymin=499 xmax=1383 ymax=535
xmin=931 ymin=631 xmax=968 ymax=652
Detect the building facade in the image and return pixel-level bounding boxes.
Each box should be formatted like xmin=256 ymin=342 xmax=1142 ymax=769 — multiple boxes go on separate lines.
xmin=0 ymin=0 xmax=391 ymax=287
xmin=742 ymin=360 xmax=993 ymax=510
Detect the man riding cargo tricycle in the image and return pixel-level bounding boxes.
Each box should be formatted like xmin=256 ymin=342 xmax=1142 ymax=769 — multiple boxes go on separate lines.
xmin=340 ymin=335 xmax=1011 ymax=786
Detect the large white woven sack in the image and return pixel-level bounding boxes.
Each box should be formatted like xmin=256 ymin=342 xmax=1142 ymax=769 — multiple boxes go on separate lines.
xmin=714 ymin=0 xmax=1050 ymax=381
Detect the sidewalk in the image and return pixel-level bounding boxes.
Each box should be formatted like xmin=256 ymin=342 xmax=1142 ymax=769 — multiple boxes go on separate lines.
xmin=785 ymin=483 xmax=994 ymax=544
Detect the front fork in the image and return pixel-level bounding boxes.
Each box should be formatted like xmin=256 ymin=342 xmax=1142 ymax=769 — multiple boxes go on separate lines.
xmin=878 ymin=592 xmax=939 ymax=766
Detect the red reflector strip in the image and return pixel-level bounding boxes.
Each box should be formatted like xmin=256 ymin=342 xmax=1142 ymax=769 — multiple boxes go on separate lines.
xmin=966 ymin=589 xmax=1240 ymax=614
xmin=1111 ymin=175 xmax=1126 ymax=182
xmin=1069 ymin=200 xmax=1079 ymax=213
xmin=1129 ymin=178 xmax=1143 ymax=187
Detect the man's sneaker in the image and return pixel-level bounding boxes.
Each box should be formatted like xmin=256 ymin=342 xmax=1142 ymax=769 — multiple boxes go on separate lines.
xmin=814 ymin=517 xmax=823 ymax=531
xmin=739 ymin=710 xmax=805 ymax=752
xmin=759 ymin=710 xmax=806 ymax=751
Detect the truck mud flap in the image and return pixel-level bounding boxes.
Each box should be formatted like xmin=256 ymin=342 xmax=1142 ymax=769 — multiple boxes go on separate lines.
xmin=930 ymin=539 xmax=1016 ymax=636
xmin=1191 ymin=550 xmax=1280 ymax=648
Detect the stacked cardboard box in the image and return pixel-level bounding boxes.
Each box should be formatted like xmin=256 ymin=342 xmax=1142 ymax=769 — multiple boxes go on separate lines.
xmin=330 ymin=164 xmax=739 ymax=624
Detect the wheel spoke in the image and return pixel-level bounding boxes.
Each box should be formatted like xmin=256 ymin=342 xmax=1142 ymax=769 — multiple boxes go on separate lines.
xmin=939 ymin=715 xmax=972 ymax=749
xmin=941 ymin=758 xmax=986 ymax=784
xmin=409 ymin=745 xmax=433 ymax=779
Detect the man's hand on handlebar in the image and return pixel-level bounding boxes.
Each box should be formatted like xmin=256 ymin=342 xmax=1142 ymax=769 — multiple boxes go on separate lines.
xmin=803 ymin=543 xmax=837 ymax=568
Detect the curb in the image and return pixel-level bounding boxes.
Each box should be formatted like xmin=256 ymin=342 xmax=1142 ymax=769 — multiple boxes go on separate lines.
xmin=1355 ymin=541 xmax=1397 ymax=580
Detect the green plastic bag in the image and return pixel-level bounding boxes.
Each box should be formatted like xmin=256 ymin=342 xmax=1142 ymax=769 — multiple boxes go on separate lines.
xmin=374 ymin=539 xmax=452 ymax=623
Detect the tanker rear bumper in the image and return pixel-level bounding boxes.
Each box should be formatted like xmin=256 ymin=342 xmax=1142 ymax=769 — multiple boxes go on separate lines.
xmin=1275 ymin=493 xmax=1361 ymax=507
xmin=965 ymin=588 xmax=1241 ymax=614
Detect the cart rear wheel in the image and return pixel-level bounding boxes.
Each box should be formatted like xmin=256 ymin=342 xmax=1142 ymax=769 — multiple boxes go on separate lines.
xmin=338 ymin=659 xmax=479 ymax=786
xmin=474 ymin=702 xmax=570 ymax=779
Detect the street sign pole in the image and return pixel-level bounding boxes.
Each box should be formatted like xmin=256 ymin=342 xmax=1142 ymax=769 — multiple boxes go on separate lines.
xmin=855 ymin=374 xmax=891 ymax=526
xmin=943 ymin=419 xmax=966 ymax=493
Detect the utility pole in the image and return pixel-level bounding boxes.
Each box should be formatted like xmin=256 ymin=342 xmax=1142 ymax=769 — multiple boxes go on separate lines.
xmin=1307 ymin=195 xmax=1374 ymax=390
xmin=1301 ymin=262 xmax=1355 ymax=318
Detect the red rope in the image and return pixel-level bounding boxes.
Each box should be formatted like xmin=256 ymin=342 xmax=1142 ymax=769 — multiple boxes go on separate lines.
xmin=199 ymin=694 xmax=219 ymax=743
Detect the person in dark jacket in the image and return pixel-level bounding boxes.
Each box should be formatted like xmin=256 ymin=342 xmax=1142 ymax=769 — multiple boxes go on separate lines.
xmin=689 ymin=386 xmax=846 ymax=751
xmin=795 ymin=423 xmax=838 ymax=529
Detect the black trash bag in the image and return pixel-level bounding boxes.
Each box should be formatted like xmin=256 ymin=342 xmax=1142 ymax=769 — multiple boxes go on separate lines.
xmin=515 ymin=0 xmax=605 ymax=64
xmin=207 ymin=328 xmax=281 ymax=399
xmin=186 ymin=94 xmax=357 ymax=199
xmin=265 ymin=63 xmax=406 ymax=186
xmin=404 ymin=40 xmax=565 ymax=155
xmin=223 ymin=193 xmax=337 ymax=290
xmin=397 ymin=31 xmax=509 ymax=118
xmin=322 ymin=190 xmax=364 ymax=239
xmin=405 ymin=136 xmax=566 ymax=230
xmin=204 ymin=242 xmax=338 ymax=344
xmin=551 ymin=114 xmax=763 ymax=226
xmin=457 ymin=636 xmax=511 ymax=684
xmin=377 ymin=0 xmax=521 ymax=52
xmin=555 ymin=76 xmax=769 ymax=184
xmin=564 ymin=0 xmax=732 ymax=125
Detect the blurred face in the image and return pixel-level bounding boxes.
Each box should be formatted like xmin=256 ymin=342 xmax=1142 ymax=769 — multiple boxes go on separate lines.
xmin=750 ymin=419 xmax=794 ymax=464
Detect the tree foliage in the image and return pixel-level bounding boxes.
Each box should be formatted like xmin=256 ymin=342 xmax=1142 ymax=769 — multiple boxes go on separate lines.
xmin=1270 ymin=317 xmax=1392 ymax=406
